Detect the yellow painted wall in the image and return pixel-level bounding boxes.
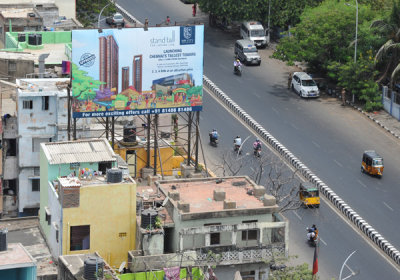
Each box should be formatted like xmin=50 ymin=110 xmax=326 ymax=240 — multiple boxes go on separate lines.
xmin=62 ymin=181 xmax=136 ymax=268
xmin=114 ymin=145 xmax=175 ymax=177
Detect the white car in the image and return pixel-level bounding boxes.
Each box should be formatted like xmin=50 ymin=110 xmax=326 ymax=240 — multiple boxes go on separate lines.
xmin=291 ymin=72 xmax=320 ymax=98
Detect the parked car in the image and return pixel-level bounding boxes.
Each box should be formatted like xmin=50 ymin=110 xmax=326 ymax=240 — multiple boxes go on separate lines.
xmin=291 ymin=72 xmax=320 ymax=98
xmin=234 ymin=39 xmax=261 ymax=66
xmin=106 ymin=13 xmax=124 ymax=27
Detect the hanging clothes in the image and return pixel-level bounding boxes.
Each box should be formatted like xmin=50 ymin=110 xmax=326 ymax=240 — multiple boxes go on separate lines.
xmin=163 ymin=266 xmax=180 ymax=280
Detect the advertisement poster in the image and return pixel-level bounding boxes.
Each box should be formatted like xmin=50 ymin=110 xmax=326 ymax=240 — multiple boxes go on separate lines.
xmin=71 ymin=25 xmax=204 ymax=118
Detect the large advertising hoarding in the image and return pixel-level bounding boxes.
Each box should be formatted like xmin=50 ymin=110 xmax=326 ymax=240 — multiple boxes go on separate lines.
xmin=71 ymin=26 xmax=204 ymax=118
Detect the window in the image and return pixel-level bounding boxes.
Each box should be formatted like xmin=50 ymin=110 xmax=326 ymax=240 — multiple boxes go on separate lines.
xmin=23 ymin=100 xmax=33 ymax=109
xmin=32 ymin=179 xmax=40 ymax=192
xmin=32 ymin=138 xmax=48 ymax=152
xmin=42 ymin=96 xmax=49 ymax=110
xmin=204 ymin=223 xmax=221 ymax=245
xmin=6 ymin=139 xmax=17 ymax=156
xmin=242 ymin=220 xmax=258 ymax=241
xmin=45 ymin=207 xmax=51 ymax=225
xmin=8 ymin=62 xmax=16 ymax=72
xmin=70 ymin=225 xmax=90 ymax=251
xmin=98 ymin=161 xmax=113 ymax=173
xmin=34 ymin=167 xmax=40 ymax=176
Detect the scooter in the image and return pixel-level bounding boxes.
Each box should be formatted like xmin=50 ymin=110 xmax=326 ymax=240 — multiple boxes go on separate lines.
xmin=234 ymin=144 xmax=242 ymax=155
xmin=209 ymin=134 xmax=218 ymax=147
xmin=234 ymin=65 xmax=242 ymax=76
xmin=253 ymin=148 xmax=261 ymax=157
xmin=306 ymin=227 xmax=318 ymax=247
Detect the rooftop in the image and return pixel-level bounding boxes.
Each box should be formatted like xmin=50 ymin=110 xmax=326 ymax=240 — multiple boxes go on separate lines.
xmin=0 ymin=217 xmax=57 ymax=277
xmin=17 ymin=78 xmax=69 ymax=95
xmin=0 ymin=243 xmax=35 ymax=270
xmin=0 ymin=8 xmax=38 ymax=18
xmin=41 ymin=138 xmax=116 ymax=165
xmin=58 ymin=173 xmax=135 ymax=187
xmin=159 ymin=177 xmax=272 ymax=214
xmin=0 ymin=51 xmax=36 ymax=61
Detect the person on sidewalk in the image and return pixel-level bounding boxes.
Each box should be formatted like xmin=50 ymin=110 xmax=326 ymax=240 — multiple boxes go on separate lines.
xmin=192 ymin=3 xmax=197 ymax=17
xmin=341 ymin=88 xmax=346 ymax=106
xmin=288 ymin=72 xmax=292 ymax=89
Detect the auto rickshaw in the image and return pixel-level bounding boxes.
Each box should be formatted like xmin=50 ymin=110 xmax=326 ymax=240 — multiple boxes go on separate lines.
xmin=361 ymin=150 xmax=383 ymax=178
xmin=299 ymin=182 xmax=320 ymax=208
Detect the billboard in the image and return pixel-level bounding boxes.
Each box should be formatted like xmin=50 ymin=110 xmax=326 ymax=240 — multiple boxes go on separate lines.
xmin=71 ymin=25 xmax=204 ymax=118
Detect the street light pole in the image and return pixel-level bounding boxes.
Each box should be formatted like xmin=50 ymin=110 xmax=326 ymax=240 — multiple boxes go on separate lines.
xmin=267 ymin=0 xmax=271 ymax=44
xmin=354 ymin=0 xmax=358 ymax=64
xmin=98 ymin=0 xmax=115 ymax=29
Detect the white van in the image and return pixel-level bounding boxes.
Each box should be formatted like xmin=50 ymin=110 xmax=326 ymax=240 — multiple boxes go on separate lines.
xmin=240 ymin=21 xmax=267 ymax=48
xmin=291 ymin=72 xmax=320 ymax=98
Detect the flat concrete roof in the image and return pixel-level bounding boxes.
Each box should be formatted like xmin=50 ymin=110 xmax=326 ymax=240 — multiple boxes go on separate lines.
xmin=17 ymin=78 xmax=69 ymax=93
xmin=160 ymin=177 xmax=265 ymax=214
xmin=0 ymin=8 xmax=38 ymax=18
xmin=0 ymin=217 xmax=57 ymax=277
xmin=0 ymin=243 xmax=35 ymax=270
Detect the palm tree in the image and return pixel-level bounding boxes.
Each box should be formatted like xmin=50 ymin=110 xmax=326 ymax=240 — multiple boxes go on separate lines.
xmin=371 ymin=0 xmax=400 ymax=88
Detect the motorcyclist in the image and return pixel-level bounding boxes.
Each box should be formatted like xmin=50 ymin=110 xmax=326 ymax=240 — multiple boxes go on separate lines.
xmin=307 ymin=225 xmax=318 ymax=241
xmin=234 ymin=136 xmax=242 ymax=151
xmin=234 ymin=59 xmax=242 ymax=73
xmin=210 ymin=129 xmax=219 ymax=143
xmin=253 ymin=139 xmax=261 ymax=151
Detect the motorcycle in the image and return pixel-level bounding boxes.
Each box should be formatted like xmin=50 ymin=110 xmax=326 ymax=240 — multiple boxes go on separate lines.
xmin=209 ymin=133 xmax=218 ymax=147
xmin=234 ymin=144 xmax=242 ymax=155
xmin=253 ymin=148 xmax=261 ymax=157
xmin=234 ymin=65 xmax=242 ymax=76
xmin=306 ymin=227 xmax=318 ymax=247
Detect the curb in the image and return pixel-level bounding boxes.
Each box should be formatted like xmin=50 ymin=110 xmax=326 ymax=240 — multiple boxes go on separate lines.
xmin=203 ymin=75 xmax=400 ymax=266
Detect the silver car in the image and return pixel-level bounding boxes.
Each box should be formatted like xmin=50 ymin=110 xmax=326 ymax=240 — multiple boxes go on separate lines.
xmin=234 ymin=39 xmax=261 ymax=66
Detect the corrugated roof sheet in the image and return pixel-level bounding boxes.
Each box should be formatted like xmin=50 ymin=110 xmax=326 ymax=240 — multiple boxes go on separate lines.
xmin=43 ymin=139 xmax=116 ymax=165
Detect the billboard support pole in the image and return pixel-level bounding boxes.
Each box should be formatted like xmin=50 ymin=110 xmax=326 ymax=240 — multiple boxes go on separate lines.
xmin=111 ymin=117 xmax=115 ymax=150
xmin=187 ymin=112 xmax=192 ymax=166
xmin=194 ymin=111 xmax=200 ymax=171
xmin=153 ymin=114 xmax=159 ymax=176
xmin=67 ymin=85 xmax=71 ymax=141
xmin=106 ymin=117 xmax=109 ymax=140
xmin=73 ymin=118 xmax=77 ymax=140
xmin=146 ymin=115 xmax=151 ymax=168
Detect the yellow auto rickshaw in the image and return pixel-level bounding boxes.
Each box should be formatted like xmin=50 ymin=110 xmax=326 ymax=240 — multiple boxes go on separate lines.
xmin=361 ymin=150 xmax=383 ymax=178
xmin=299 ymin=182 xmax=320 ymax=208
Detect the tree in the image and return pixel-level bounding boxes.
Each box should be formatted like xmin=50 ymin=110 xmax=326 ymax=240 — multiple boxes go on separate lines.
xmin=76 ymin=0 xmax=117 ymax=27
xmin=371 ymin=0 xmax=400 ymax=87
xmin=213 ymin=148 xmax=302 ymax=213
xmin=269 ymin=263 xmax=318 ymax=280
xmin=273 ymin=0 xmax=376 ymax=72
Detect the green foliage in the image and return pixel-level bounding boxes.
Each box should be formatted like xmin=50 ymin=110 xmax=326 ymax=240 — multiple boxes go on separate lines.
xmin=76 ymin=0 xmax=117 ymax=27
xmin=327 ymin=50 xmax=382 ymax=111
xmin=71 ymin=63 xmax=104 ymax=100
xmin=154 ymin=216 xmax=162 ymax=228
xmin=273 ymin=0 xmax=377 ymax=73
xmin=269 ymin=263 xmax=316 ymax=280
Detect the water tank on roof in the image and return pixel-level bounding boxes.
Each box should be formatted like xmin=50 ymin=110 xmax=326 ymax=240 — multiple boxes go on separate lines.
xmin=141 ymin=209 xmax=158 ymax=229
xmin=28 ymin=34 xmax=42 ymax=46
xmin=107 ymin=168 xmax=123 ymax=183
xmin=18 ymin=33 xmax=26 ymax=42
xmin=0 ymin=229 xmax=8 ymax=252
xmin=123 ymin=122 xmax=137 ymax=142
xmin=84 ymin=256 xmax=104 ymax=280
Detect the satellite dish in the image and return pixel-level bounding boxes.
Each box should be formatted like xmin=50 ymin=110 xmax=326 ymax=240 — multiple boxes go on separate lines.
xmin=118 ymin=261 xmax=126 ymax=273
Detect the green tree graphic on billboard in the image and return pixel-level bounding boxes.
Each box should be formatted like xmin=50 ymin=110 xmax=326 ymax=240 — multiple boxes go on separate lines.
xmin=72 ymin=62 xmax=104 ymax=101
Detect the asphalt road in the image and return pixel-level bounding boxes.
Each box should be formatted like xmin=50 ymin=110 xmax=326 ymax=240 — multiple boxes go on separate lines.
xmin=117 ymin=0 xmax=400 ymax=277
xmin=200 ymin=89 xmax=400 ymax=280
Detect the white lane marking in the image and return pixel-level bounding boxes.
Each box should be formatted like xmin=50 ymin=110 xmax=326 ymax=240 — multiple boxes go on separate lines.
xmin=357 ymin=179 xmax=367 ymax=188
xmin=319 ymin=238 xmax=327 ymax=246
xmin=293 ymin=211 xmax=302 ymax=220
xmin=290 ymin=123 xmax=299 ymax=130
xmin=383 ymin=202 xmax=394 ymax=211
xmin=272 ymin=107 xmax=279 ymax=114
xmin=254 ymin=92 xmax=261 ymax=98
xmin=312 ymin=141 xmax=320 ymax=148
xmin=333 ymin=159 xmax=343 ymax=167
xmin=345 ymin=263 xmax=356 ymax=274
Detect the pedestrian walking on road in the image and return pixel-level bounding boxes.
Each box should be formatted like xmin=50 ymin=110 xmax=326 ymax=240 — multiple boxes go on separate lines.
xmin=192 ymin=3 xmax=197 ymax=17
xmin=288 ymin=72 xmax=292 ymax=89
xmin=341 ymin=88 xmax=346 ymax=106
